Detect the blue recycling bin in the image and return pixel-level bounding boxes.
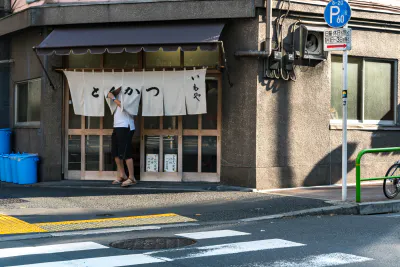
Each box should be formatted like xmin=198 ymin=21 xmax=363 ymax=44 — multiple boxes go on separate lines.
xmin=0 ymin=129 xmax=11 ymax=154
xmin=17 ymin=154 xmax=39 ymax=185
xmin=4 ymin=154 xmax=12 ymax=183
xmin=11 ymin=154 xmax=20 ymax=184
xmin=0 ymin=154 xmax=4 ymax=182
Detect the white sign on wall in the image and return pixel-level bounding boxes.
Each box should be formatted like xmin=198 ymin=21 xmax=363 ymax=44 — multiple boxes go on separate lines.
xmin=164 ymin=154 xmax=177 ymax=172
xmin=146 ymin=154 xmax=159 ymax=172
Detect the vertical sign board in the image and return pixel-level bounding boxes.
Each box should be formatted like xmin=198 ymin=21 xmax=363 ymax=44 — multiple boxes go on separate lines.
xmin=324 ymin=0 xmax=352 ymax=201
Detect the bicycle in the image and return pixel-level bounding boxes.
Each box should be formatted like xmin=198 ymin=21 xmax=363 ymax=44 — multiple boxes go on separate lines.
xmin=383 ymin=161 xmax=400 ymax=199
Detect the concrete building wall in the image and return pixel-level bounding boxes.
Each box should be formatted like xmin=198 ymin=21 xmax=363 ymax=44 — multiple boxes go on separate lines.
xmin=10 ymin=28 xmax=63 ymax=181
xmin=220 ymin=18 xmax=259 ymax=188
xmin=252 ymin=3 xmax=400 ymax=189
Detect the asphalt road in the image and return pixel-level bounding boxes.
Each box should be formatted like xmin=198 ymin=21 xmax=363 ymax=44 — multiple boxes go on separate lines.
xmin=1 ymin=213 xmax=399 ymax=267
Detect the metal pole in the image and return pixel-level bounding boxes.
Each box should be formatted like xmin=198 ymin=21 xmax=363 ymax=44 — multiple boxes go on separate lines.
xmin=342 ymin=0 xmax=349 ymax=202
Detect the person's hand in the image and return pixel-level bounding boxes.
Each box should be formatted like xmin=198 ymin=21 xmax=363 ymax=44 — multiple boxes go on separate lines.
xmin=107 ymin=92 xmax=114 ymax=99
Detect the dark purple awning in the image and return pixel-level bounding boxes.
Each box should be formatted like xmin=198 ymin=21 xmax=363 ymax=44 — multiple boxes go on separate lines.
xmin=36 ymin=23 xmax=225 ymax=56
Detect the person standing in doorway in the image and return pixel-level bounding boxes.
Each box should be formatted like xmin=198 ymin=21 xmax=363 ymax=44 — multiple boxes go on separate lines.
xmin=107 ymin=88 xmax=137 ymax=187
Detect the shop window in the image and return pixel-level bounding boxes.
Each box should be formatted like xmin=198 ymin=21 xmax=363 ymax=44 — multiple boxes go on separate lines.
xmin=68 ymin=135 xmax=81 ymax=170
xmin=201 ymin=136 xmax=217 ymax=173
xmin=68 ymin=54 xmax=102 ymax=68
xmin=331 ymin=56 xmax=396 ymax=125
xmin=184 ymin=48 xmax=220 ymax=68
xmin=103 ymin=135 xmax=116 ymax=171
xmin=145 ymin=49 xmax=181 ymax=68
xmin=183 ymin=136 xmax=198 ymax=172
xmin=104 ymin=52 xmax=139 ymax=68
xmin=85 ymin=135 xmax=100 ymax=171
xmin=145 ymin=136 xmax=160 ymax=172
xmin=15 ymin=79 xmax=41 ymax=126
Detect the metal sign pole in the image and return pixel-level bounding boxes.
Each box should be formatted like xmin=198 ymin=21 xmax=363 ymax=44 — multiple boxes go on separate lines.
xmin=342 ymin=0 xmax=349 ymax=201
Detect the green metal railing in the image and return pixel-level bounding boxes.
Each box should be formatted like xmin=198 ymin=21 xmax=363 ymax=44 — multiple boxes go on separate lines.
xmin=356 ymin=147 xmax=400 ymax=203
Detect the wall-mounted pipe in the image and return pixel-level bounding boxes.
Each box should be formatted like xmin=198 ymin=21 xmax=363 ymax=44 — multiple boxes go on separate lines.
xmin=235 ymin=0 xmax=272 ymax=57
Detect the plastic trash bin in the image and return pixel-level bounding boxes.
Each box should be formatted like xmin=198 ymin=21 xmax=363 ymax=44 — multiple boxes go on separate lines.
xmin=0 ymin=154 xmax=4 ymax=182
xmin=17 ymin=154 xmax=39 ymax=185
xmin=4 ymin=154 xmax=12 ymax=183
xmin=11 ymin=154 xmax=20 ymax=184
xmin=0 ymin=129 xmax=11 ymax=154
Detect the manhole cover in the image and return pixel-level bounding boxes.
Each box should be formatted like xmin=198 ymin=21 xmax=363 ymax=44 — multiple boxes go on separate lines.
xmin=109 ymin=237 xmax=196 ymax=250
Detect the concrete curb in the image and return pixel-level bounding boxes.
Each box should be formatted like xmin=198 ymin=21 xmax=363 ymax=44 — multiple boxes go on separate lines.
xmin=358 ymin=199 xmax=400 ymax=215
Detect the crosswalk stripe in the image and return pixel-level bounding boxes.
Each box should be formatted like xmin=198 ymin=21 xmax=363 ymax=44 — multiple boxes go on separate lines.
xmin=175 ymin=230 xmax=251 ymax=239
xmin=6 ymin=254 xmax=167 ymax=267
xmin=175 ymin=239 xmax=305 ymax=259
xmin=267 ymin=253 xmax=373 ymax=267
xmin=0 ymin=242 xmax=107 ymax=259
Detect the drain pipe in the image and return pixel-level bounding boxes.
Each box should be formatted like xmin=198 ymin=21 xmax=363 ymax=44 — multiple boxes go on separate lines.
xmin=235 ymin=0 xmax=272 ymax=57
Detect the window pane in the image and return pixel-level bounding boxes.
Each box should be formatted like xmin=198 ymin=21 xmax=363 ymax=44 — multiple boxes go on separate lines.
xmin=184 ymin=48 xmax=220 ymax=68
xmin=202 ymin=136 xmax=217 ymax=173
xmin=163 ymin=135 xmax=178 ymax=172
xmin=104 ymin=53 xmax=139 ymax=69
xmin=68 ymin=135 xmax=81 ymax=170
xmin=16 ymin=80 xmax=41 ymax=123
xmin=85 ymin=117 xmax=100 ymax=129
xmin=202 ymin=79 xmax=218 ymax=129
xmin=183 ymin=115 xmax=198 ymax=129
xmin=145 ymin=49 xmax=180 ymax=68
xmin=27 ymin=80 xmax=41 ymax=122
xmin=85 ymin=135 xmax=99 ymax=171
xmin=163 ymin=117 xmax=177 ymax=129
xmin=364 ymin=60 xmax=394 ymax=121
xmin=69 ymin=92 xmax=81 ymax=129
xmin=17 ymin=83 xmax=28 ymax=123
xmin=68 ymin=54 xmax=102 ymax=68
xmin=330 ymin=56 xmax=361 ymax=120
xmin=183 ymin=136 xmax=198 ymax=172
xmin=145 ymin=136 xmax=160 ymax=172
xmin=144 ymin=117 xmax=160 ymax=129
xmin=103 ymin=135 xmax=115 ymax=171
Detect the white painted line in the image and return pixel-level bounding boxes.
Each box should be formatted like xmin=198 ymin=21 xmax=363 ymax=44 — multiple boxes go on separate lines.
xmin=176 ymin=239 xmax=305 ymax=259
xmin=50 ymin=226 xmax=162 ymax=237
xmin=0 ymin=242 xmax=107 ymax=259
xmin=176 ymin=230 xmax=251 ymax=240
xmin=267 ymin=253 xmax=373 ymax=267
xmin=6 ymin=254 xmax=168 ymax=267
xmin=382 ymin=214 xmax=400 ymax=218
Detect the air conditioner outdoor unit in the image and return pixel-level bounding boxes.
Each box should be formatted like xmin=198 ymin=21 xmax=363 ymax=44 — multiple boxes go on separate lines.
xmin=298 ymin=25 xmax=328 ymax=61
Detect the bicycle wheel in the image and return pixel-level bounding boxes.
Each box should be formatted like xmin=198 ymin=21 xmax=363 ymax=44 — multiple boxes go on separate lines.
xmin=383 ymin=164 xmax=400 ymax=199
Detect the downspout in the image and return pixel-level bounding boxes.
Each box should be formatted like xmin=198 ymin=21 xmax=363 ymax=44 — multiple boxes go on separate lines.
xmin=235 ymin=0 xmax=272 ymax=57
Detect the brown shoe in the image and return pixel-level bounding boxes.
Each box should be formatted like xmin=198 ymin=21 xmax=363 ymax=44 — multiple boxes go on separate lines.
xmin=121 ymin=178 xmax=137 ymax=187
xmin=112 ymin=177 xmax=127 ymax=185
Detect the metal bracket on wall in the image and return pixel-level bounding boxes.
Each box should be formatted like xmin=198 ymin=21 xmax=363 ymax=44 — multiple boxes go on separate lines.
xmin=32 ymin=47 xmax=56 ymax=91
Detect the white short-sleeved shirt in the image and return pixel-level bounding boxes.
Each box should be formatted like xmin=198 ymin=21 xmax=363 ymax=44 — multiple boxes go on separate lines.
xmin=113 ymin=95 xmax=135 ymax=130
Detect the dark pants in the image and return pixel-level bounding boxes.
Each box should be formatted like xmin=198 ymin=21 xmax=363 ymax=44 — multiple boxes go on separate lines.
xmin=111 ymin=128 xmax=134 ymax=160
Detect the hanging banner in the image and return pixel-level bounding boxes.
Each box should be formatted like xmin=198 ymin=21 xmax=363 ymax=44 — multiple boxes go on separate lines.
xmin=64 ymin=71 xmax=84 ymax=115
xmin=64 ymin=69 xmax=208 ymax=117
xmin=142 ymin=71 xmax=164 ymax=117
xmin=103 ymin=71 xmax=124 ymax=115
xmin=83 ymin=71 xmax=105 ymax=117
xmin=185 ymin=69 xmax=207 ymax=115
xmin=121 ymin=71 xmax=142 ymax=116
xmin=164 ymin=71 xmax=186 ymax=116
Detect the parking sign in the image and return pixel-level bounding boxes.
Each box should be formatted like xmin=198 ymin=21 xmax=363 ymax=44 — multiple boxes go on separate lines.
xmin=324 ymin=0 xmax=352 ymax=28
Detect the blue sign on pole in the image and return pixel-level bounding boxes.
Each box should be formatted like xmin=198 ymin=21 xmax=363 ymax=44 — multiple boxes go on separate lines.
xmin=324 ymin=1 xmax=352 ymax=28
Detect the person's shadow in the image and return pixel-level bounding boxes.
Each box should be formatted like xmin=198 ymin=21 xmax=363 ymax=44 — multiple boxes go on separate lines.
xmin=303 ymin=142 xmax=358 ymax=186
